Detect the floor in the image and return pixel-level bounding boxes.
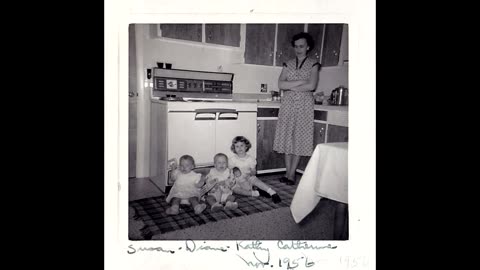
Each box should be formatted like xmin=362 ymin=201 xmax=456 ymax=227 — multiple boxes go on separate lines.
xmin=129 ymin=173 xmax=348 ymax=240
xmin=129 ymin=177 xmax=164 ymax=202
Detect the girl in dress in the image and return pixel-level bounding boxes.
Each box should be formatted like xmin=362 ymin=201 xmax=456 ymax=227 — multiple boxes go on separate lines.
xmin=229 ymin=136 xmax=282 ymax=204
xmin=165 ymin=155 xmax=207 ymax=215
xmin=203 ymin=153 xmax=238 ymax=211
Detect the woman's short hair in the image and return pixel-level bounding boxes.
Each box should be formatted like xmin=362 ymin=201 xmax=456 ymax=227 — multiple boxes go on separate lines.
xmin=291 ymin=32 xmax=315 ymax=52
xmin=230 ymin=136 xmax=252 ymax=154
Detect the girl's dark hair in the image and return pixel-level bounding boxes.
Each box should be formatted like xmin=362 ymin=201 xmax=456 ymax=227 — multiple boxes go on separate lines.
xmin=179 ymin=155 xmax=195 ymax=167
xmin=232 ymin=167 xmax=241 ymax=173
xmin=291 ymin=32 xmax=315 ymax=53
xmin=230 ymin=136 xmax=252 ymax=154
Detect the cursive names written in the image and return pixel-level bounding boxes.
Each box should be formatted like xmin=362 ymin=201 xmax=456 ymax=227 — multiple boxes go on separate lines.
xmin=127 ymin=244 xmax=175 ymax=254
xmin=277 ymin=241 xmax=337 ymax=250
xmin=185 ymin=239 xmax=229 ymax=252
xmin=236 ymin=241 xmax=270 ymax=252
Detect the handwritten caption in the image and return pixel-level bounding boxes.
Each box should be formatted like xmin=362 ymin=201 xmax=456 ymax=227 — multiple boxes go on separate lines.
xmin=127 ymin=240 xmax=343 ymax=269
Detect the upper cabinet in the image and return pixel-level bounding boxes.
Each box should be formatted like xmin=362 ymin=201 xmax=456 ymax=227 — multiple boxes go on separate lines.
xmin=155 ymin=24 xmax=241 ymax=47
xmin=306 ymin=24 xmax=325 ymax=63
xmin=244 ymin=23 xmax=345 ymax=67
xmin=160 ymin=24 xmax=202 ymax=42
xmin=244 ymin=24 xmax=276 ymax=66
xmin=275 ymin=24 xmax=305 ymax=67
xmin=205 ymin=24 xmax=241 ymax=47
xmin=321 ymin=24 xmax=344 ymax=66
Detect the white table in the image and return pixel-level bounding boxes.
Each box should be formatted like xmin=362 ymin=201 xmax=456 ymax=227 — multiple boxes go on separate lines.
xmin=290 ymin=142 xmax=348 ymax=224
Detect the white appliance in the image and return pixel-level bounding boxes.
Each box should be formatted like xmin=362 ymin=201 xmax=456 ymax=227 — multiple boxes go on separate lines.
xmin=167 ymin=104 xmax=257 ymax=167
xmin=149 ymin=69 xmax=257 ymax=193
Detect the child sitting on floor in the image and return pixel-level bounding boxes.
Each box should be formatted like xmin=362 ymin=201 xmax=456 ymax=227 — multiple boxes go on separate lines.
xmin=202 ymin=153 xmax=238 ymax=212
xmin=165 ymin=155 xmax=207 ymax=215
xmin=229 ymin=136 xmax=282 ymax=204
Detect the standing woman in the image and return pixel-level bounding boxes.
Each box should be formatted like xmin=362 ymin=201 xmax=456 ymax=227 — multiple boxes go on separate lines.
xmin=273 ymin=32 xmax=321 ymax=185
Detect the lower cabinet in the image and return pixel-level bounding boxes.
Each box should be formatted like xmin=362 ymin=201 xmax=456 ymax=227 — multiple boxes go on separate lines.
xmin=297 ymin=122 xmax=327 ymax=171
xmin=256 ymin=119 xmax=285 ymax=171
xmin=327 ymin=124 xmax=349 ymax=143
xmin=256 ymin=108 xmax=347 ymax=174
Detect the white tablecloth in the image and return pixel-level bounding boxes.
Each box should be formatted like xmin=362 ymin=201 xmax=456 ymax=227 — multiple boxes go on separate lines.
xmin=290 ymin=142 xmax=348 ymax=223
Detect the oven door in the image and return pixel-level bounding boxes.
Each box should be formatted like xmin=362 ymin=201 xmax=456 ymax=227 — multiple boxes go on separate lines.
xmin=167 ymin=111 xmax=217 ymax=167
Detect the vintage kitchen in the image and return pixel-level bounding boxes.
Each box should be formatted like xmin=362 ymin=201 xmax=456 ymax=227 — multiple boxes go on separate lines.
xmin=128 ymin=24 xmax=349 ymax=240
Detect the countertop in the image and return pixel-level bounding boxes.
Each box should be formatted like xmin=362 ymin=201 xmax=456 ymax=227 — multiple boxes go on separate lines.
xmin=151 ymin=97 xmax=348 ymax=112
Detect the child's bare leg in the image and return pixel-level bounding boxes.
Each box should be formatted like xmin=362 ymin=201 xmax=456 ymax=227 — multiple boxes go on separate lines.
xmin=206 ymin=195 xmax=223 ymax=212
xmin=189 ymin=197 xmax=206 ymax=214
xmin=166 ymin=198 xmax=181 ymax=215
xmin=233 ymin=186 xmax=258 ymax=197
xmin=224 ymin=195 xmax=238 ymax=210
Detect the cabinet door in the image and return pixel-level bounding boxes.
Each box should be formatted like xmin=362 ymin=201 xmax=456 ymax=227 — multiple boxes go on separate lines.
xmin=167 ymin=112 xmax=216 ymax=166
xmin=276 ymin=24 xmax=305 ymax=66
xmin=160 ymin=24 xmax=202 ymax=42
xmin=298 ymin=122 xmax=326 ymax=171
xmin=321 ymin=24 xmax=344 ymax=66
xmin=244 ymin=24 xmax=276 ymax=66
xmin=306 ymin=24 xmax=325 ymax=63
xmin=256 ymin=120 xmax=285 ymax=171
xmin=205 ymin=24 xmax=241 ymax=47
xmin=327 ymin=124 xmax=348 ymax=143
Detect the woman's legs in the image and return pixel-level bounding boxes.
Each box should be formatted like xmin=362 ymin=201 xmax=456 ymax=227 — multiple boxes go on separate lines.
xmin=288 ymin=155 xmax=301 ymax=181
xmin=284 ymin=154 xmax=292 ymax=179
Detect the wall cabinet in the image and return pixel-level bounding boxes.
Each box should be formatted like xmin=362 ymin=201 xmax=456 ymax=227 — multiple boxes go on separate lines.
xmin=159 ymin=24 xmax=202 ymax=42
xmin=156 ymin=24 xmax=241 ymax=47
xmin=321 ymin=24 xmax=344 ymax=66
xmin=275 ymin=24 xmax=305 ymax=67
xmin=327 ymin=124 xmax=349 ymax=143
xmin=245 ymin=23 xmax=345 ymax=67
xmin=206 ymin=24 xmax=241 ymax=47
xmin=306 ymin=24 xmax=325 ymax=63
xmin=244 ymin=24 xmax=276 ymax=66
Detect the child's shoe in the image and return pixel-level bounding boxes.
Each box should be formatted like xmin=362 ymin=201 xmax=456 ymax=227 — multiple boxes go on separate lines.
xmin=166 ymin=205 xmax=179 ymax=215
xmin=224 ymin=201 xmax=238 ymax=211
xmin=257 ymin=189 xmax=271 ymax=198
xmin=194 ymin=203 xmax=207 ymax=214
xmin=211 ymin=202 xmax=223 ymax=212
xmin=271 ymin=194 xmax=282 ymax=204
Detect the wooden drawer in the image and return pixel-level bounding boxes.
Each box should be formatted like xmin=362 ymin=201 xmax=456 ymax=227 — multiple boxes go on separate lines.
xmin=314 ymin=110 xmax=328 ymax=121
xmin=257 ymin=107 xmax=279 ymax=117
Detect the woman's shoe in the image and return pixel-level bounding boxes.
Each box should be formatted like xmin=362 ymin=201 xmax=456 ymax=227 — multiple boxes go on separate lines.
xmin=286 ymin=179 xmax=296 ymax=185
xmin=279 ymin=177 xmax=289 ymax=183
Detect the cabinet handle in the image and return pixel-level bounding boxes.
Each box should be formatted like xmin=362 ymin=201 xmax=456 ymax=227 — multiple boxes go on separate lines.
xmin=319 ymin=127 xmax=324 ymax=135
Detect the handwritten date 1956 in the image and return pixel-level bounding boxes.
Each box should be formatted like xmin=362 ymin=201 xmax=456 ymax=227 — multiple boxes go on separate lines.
xmin=279 ymin=256 xmax=315 ymax=269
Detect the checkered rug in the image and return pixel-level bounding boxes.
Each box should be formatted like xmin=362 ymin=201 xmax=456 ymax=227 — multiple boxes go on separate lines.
xmin=129 ymin=176 xmax=296 ymax=239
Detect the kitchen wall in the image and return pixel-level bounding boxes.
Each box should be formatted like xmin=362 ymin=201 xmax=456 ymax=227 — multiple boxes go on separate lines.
xmin=139 ymin=24 xmax=348 ymax=96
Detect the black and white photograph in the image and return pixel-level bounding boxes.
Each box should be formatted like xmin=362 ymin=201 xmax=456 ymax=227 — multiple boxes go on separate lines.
xmin=128 ymin=23 xmax=350 ymax=241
